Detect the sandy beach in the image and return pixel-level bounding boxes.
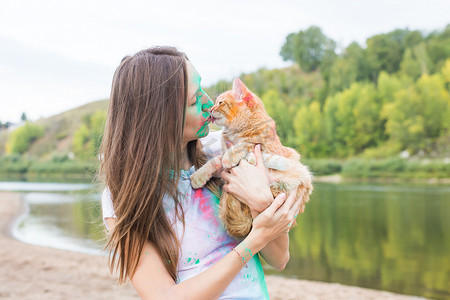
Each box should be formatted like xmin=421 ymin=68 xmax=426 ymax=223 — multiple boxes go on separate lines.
xmin=0 ymin=191 xmax=422 ymax=299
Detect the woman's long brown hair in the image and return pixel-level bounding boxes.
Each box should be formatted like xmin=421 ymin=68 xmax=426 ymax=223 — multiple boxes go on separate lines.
xmin=99 ymin=46 xmax=221 ymax=284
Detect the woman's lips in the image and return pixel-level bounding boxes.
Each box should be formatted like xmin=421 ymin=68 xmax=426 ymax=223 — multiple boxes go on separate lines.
xmin=207 ymin=115 xmax=216 ymax=123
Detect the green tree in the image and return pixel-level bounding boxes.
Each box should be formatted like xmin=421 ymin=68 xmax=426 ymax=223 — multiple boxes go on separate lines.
xmin=399 ymin=43 xmax=433 ymax=80
xmin=294 ymin=101 xmax=327 ymax=157
xmin=7 ymin=122 xmax=44 ymax=154
xmin=323 ymin=82 xmax=380 ymax=156
xmin=279 ymin=33 xmax=296 ymax=62
xmin=20 ymin=112 xmax=27 ymax=122
xmin=261 ymin=89 xmax=293 ymax=146
xmin=72 ymin=123 xmax=90 ymax=159
xmin=382 ymin=74 xmax=449 ymax=152
xmin=441 ymin=59 xmax=450 ymax=85
xmin=280 ymin=26 xmax=336 ymax=72
xmin=365 ymin=29 xmax=424 ymax=80
xmin=413 ymin=43 xmax=434 ymax=74
xmin=399 ymin=48 xmax=422 ymax=80
xmin=323 ymin=93 xmax=341 ymax=154
xmin=441 ymin=59 xmax=450 ymax=133
xmin=328 ymin=42 xmax=371 ymax=94
xmin=319 ymin=47 xmax=338 ymax=84
xmin=416 ymin=74 xmax=450 ymax=139
xmin=328 ymin=58 xmax=357 ymax=95
xmin=426 ymin=25 xmax=450 ymax=69
xmin=90 ymin=111 xmax=107 ymax=152
xmin=72 ymin=111 xmax=107 ymax=159
xmin=377 ymin=72 xmax=411 ymax=105
xmin=376 ymin=72 xmax=412 ymax=145
xmin=382 ymin=86 xmax=425 ymax=151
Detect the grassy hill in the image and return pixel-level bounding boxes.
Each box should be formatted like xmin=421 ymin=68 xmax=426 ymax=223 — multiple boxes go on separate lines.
xmin=1 ymin=99 xmax=109 ymax=159
xmin=0 ymin=100 xmax=109 ymax=180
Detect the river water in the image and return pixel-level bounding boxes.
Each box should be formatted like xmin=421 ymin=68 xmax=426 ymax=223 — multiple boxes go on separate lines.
xmin=2 ymin=181 xmax=449 ymax=299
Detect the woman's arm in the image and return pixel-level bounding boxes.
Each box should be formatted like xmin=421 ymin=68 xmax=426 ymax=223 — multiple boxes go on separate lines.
xmin=248 ymin=192 xmax=290 ymax=272
xmin=259 ymin=233 xmax=290 ymax=271
xmin=134 ymin=230 xmax=266 ymax=300
xmin=247 ymin=193 xmax=290 ymax=271
xmin=106 ymin=191 xmax=299 ymax=300
xmin=221 ymin=144 xmax=298 ymax=271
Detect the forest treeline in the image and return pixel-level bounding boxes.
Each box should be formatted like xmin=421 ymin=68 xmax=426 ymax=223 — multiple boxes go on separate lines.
xmin=208 ymin=25 xmax=450 ymax=159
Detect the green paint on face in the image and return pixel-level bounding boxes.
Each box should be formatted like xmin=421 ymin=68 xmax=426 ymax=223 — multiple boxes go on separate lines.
xmin=191 ymin=71 xmax=213 ymax=138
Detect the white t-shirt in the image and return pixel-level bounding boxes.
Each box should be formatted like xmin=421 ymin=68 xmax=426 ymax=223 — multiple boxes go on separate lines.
xmin=101 ymin=130 xmax=269 ymax=299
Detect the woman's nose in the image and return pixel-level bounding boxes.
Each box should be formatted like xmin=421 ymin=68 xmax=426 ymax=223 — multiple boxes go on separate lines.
xmin=201 ymin=95 xmax=214 ymax=112
xmin=202 ymin=102 xmax=212 ymax=112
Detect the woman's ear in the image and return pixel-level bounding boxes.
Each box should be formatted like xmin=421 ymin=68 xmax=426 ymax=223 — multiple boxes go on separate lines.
xmin=232 ymin=78 xmax=255 ymax=108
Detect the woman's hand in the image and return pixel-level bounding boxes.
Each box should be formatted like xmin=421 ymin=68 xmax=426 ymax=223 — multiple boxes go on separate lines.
xmin=221 ymin=144 xmax=273 ymax=216
xmin=251 ymin=187 xmax=301 ymax=245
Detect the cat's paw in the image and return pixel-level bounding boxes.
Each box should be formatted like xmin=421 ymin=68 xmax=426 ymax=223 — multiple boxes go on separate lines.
xmin=223 ymin=145 xmax=247 ymax=168
xmin=246 ymin=152 xmax=256 ymax=165
xmin=222 ymin=152 xmax=234 ymax=169
xmin=190 ymin=171 xmax=209 ymax=189
xmin=231 ymin=152 xmax=245 ymax=168
xmin=221 ymin=156 xmax=230 ymax=169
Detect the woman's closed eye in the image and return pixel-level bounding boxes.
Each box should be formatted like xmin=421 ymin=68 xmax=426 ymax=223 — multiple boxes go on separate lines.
xmin=191 ymin=91 xmax=200 ymax=106
xmin=192 ymin=90 xmax=205 ymax=106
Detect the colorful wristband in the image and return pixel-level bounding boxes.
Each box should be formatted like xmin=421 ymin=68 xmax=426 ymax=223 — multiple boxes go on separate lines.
xmin=231 ymin=248 xmax=248 ymax=268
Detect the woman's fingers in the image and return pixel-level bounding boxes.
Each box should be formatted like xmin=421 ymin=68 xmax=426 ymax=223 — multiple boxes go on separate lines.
xmin=278 ymin=186 xmax=298 ymax=214
xmin=220 ymin=170 xmax=231 ymax=182
xmin=238 ymin=159 xmax=250 ymax=168
xmin=289 ymin=193 xmax=303 ymax=217
xmin=254 ymin=144 xmax=266 ymax=172
xmin=265 ymin=193 xmax=286 ymax=215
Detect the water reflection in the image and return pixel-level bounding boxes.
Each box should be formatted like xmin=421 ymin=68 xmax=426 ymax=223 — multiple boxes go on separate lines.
xmin=271 ymin=182 xmax=450 ymax=299
xmin=4 ymin=181 xmax=450 ymax=298
xmin=8 ymin=185 xmax=107 ymax=255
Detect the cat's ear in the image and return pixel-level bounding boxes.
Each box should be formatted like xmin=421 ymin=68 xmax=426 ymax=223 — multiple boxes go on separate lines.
xmin=232 ymin=78 xmax=255 ymax=107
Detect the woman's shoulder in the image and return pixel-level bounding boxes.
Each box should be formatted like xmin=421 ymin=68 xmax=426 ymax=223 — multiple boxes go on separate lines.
xmin=200 ymin=129 xmax=223 ymax=157
xmin=101 ymin=187 xmax=117 ymax=229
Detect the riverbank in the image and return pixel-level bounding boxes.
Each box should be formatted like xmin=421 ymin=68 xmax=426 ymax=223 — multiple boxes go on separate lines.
xmin=1 ymin=156 xmax=449 ymax=183
xmin=305 ymin=157 xmax=450 ymax=180
xmin=0 ymin=191 xmax=422 ymax=299
xmin=314 ymin=173 xmax=450 ymax=184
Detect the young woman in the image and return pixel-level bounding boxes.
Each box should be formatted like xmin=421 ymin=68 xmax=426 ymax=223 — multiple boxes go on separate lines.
xmin=100 ymin=46 xmax=302 ymax=299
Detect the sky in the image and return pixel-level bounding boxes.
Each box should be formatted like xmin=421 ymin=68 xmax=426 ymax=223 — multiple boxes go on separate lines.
xmin=0 ymin=0 xmax=449 ymax=123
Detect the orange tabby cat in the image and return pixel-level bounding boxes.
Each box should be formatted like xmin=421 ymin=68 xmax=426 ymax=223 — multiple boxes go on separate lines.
xmin=190 ymin=78 xmax=313 ymax=238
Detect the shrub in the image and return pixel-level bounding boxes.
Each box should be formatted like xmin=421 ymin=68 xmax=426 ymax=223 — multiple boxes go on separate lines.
xmin=7 ymin=123 xmax=44 ymax=154
xmin=303 ymin=159 xmax=343 ymax=176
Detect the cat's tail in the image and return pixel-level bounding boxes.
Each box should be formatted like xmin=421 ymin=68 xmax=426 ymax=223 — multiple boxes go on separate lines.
xmin=219 ymin=192 xmax=253 ymax=238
